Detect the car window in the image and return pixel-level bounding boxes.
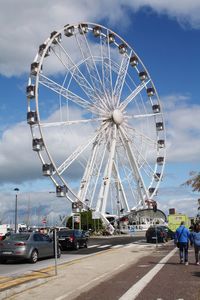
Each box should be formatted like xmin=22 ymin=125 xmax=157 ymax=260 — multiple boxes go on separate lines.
xmin=33 ymin=234 xmax=44 ymax=241
xmin=6 ymin=234 xmax=30 ymax=241
xmin=58 ymin=230 xmax=73 ymax=237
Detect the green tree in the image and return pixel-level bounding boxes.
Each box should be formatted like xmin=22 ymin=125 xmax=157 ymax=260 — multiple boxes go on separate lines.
xmin=183 ymin=171 xmax=200 ymax=192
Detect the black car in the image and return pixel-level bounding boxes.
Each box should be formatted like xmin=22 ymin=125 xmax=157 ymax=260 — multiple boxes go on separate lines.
xmin=58 ymin=229 xmax=88 ymax=250
xmin=146 ymin=226 xmax=168 ymax=243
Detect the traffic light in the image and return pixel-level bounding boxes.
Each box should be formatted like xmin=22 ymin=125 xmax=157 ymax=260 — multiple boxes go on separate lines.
xmin=153 ymin=203 xmax=157 ymax=212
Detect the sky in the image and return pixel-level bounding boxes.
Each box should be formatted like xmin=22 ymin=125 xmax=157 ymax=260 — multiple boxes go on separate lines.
xmin=0 ymin=0 xmax=200 ymax=226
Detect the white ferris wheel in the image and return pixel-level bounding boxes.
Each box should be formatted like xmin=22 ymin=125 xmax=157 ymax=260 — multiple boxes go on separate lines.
xmin=27 ymin=22 xmax=166 ymax=231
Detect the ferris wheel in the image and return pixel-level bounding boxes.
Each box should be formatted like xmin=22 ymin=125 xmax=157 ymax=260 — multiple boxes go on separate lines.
xmin=27 ymin=22 xmax=166 ymax=231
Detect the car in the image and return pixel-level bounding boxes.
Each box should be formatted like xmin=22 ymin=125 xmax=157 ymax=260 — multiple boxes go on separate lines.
xmin=58 ymin=229 xmax=88 ymax=250
xmin=146 ymin=226 xmax=168 ymax=243
xmin=0 ymin=232 xmax=61 ymax=264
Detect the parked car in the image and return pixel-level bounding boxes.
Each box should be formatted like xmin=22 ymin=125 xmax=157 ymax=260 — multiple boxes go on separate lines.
xmin=0 ymin=232 xmax=61 ymax=264
xmin=146 ymin=226 xmax=168 ymax=243
xmin=58 ymin=229 xmax=88 ymax=250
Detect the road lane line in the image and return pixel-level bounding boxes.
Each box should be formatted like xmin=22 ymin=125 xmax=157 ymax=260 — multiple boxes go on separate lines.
xmin=88 ymin=244 xmax=99 ymax=248
xmin=119 ymin=247 xmax=177 ymax=300
xmin=98 ymin=244 xmax=111 ymax=248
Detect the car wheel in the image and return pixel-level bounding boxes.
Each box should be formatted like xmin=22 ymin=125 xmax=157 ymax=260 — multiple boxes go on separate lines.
xmin=74 ymin=242 xmax=80 ymax=250
xmin=29 ymin=250 xmax=38 ymax=263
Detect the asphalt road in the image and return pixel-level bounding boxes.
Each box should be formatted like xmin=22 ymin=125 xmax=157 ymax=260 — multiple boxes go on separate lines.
xmin=0 ymin=233 xmax=145 ymax=277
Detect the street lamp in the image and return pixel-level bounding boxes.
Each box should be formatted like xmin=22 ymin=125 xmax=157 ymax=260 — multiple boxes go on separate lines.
xmin=14 ymin=188 xmax=19 ymax=233
xmin=85 ymin=199 xmax=89 ymax=230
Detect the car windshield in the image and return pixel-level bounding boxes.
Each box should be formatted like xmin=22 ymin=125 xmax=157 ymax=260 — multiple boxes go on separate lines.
xmin=58 ymin=230 xmax=74 ymax=237
xmin=6 ymin=234 xmax=30 ymax=241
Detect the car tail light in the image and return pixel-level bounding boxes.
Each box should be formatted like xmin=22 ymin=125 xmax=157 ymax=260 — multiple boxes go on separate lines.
xmin=14 ymin=242 xmax=26 ymax=246
xmin=69 ymin=235 xmax=74 ymax=242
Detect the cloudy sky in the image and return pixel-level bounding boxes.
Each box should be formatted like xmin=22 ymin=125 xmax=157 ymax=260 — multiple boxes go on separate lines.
xmin=0 ymin=0 xmax=200 ymax=226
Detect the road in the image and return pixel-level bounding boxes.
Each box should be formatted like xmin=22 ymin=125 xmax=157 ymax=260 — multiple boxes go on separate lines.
xmin=0 ymin=232 xmax=145 ymax=277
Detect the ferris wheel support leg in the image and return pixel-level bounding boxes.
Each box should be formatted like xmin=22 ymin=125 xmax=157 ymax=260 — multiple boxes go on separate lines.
xmin=119 ymin=127 xmax=148 ymax=208
xmin=96 ymin=125 xmax=117 ymax=214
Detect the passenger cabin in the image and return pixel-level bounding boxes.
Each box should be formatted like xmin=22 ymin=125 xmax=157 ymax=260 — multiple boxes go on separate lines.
xmin=152 ymin=104 xmax=160 ymax=113
xmin=56 ymin=185 xmax=67 ymax=197
xmin=130 ymin=55 xmax=138 ymax=67
xmin=157 ymin=156 xmax=164 ymax=165
xmin=78 ymin=23 xmax=88 ymax=34
xmin=154 ymin=173 xmax=161 ymax=182
xmin=107 ymin=33 xmax=115 ymax=43
xmin=149 ymin=187 xmax=155 ymax=194
xmin=157 ymin=139 xmax=165 ymax=148
xmin=42 ymin=163 xmax=54 ymax=176
xmin=147 ymin=87 xmax=155 ymax=97
xmin=50 ymin=31 xmax=61 ymax=44
xmin=30 ymin=62 xmax=40 ymax=76
xmin=93 ymin=26 xmax=101 ymax=37
xmin=156 ymin=122 xmax=164 ymax=131
xmin=64 ymin=25 xmax=74 ymax=37
xmin=39 ymin=44 xmax=50 ymax=57
xmin=32 ymin=138 xmax=44 ymax=151
xmin=118 ymin=43 xmax=127 ymax=54
xmin=26 ymin=85 xmax=35 ymax=99
xmin=139 ymin=71 xmax=148 ymax=81
xmin=27 ymin=111 xmax=37 ymax=125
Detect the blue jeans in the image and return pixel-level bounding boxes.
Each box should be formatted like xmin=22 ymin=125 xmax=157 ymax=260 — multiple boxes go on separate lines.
xmin=179 ymin=242 xmax=189 ymax=262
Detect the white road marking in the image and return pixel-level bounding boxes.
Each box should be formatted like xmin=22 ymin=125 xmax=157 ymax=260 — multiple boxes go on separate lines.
xmin=98 ymin=244 xmax=111 ymax=248
xmin=88 ymin=244 xmax=100 ymax=248
xmin=111 ymin=244 xmax=123 ymax=248
xmin=119 ymin=247 xmax=177 ymax=300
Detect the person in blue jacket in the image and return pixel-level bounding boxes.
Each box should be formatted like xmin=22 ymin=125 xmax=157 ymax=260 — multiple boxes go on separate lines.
xmin=191 ymin=223 xmax=200 ymax=265
xmin=175 ymin=221 xmax=191 ymax=265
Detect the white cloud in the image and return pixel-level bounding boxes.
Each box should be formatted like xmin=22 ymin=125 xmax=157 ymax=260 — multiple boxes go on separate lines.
xmin=1 ymin=0 xmax=200 ymax=77
xmin=163 ymin=94 xmax=200 ymax=162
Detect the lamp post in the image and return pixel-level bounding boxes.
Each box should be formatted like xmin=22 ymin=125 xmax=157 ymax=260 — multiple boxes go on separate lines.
xmin=14 ymin=188 xmax=19 ymax=233
xmin=85 ymin=199 xmax=89 ymax=230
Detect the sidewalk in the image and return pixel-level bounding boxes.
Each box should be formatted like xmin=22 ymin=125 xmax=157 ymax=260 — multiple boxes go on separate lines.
xmin=0 ymin=241 xmax=157 ymax=300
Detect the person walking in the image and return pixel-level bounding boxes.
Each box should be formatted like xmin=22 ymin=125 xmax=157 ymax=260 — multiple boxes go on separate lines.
xmin=175 ymin=221 xmax=191 ymax=265
xmin=191 ymin=223 xmax=200 ymax=265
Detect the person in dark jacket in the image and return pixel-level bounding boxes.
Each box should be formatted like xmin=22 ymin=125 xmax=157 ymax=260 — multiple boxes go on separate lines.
xmin=175 ymin=221 xmax=191 ymax=265
xmin=191 ymin=223 xmax=200 ymax=265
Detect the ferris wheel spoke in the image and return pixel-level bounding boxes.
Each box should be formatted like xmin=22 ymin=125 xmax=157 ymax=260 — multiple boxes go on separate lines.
xmin=120 ymin=79 xmax=150 ymax=111
xmin=56 ymin=122 xmax=109 ymax=175
xmin=39 ymin=117 xmax=105 ymax=128
xmin=74 ymin=27 xmax=105 ymax=97
xmin=100 ymin=33 xmax=113 ymax=106
xmin=126 ymin=112 xmax=162 ymax=119
xmin=123 ymin=123 xmax=157 ymax=146
xmin=52 ymin=42 xmax=107 ymax=110
xmin=113 ymin=51 xmax=132 ymax=107
xmin=39 ymin=74 xmax=106 ymax=115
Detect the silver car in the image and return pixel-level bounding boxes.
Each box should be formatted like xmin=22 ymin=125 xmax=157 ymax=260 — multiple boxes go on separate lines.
xmin=0 ymin=232 xmax=61 ymax=263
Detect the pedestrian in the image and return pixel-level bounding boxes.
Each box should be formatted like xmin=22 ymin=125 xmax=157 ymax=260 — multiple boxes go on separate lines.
xmin=191 ymin=223 xmax=200 ymax=265
xmin=175 ymin=221 xmax=191 ymax=265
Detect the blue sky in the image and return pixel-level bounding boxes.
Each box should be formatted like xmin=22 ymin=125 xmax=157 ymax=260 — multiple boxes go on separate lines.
xmin=0 ymin=0 xmax=200 ymax=225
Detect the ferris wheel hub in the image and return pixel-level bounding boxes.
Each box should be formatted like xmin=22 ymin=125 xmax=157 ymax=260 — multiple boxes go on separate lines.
xmin=112 ymin=109 xmax=123 ymax=125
